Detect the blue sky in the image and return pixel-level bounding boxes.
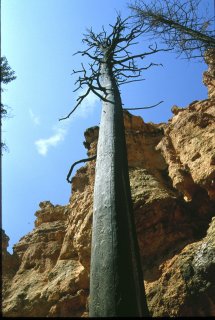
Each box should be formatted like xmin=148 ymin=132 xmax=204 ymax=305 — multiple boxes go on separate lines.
xmin=2 ymin=0 xmax=210 ymax=252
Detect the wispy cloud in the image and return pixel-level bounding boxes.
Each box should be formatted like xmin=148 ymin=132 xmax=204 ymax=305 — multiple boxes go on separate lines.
xmin=29 ymin=108 xmax=40 ymax=125
xmin=35 ymin=127 xmax=66 ymax=156
xmin=35 ymin=90 xmax=99 ymax=156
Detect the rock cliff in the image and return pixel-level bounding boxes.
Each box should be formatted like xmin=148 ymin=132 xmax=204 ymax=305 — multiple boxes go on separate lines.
xmin=2 ymin=49 xmax=215 ymax=317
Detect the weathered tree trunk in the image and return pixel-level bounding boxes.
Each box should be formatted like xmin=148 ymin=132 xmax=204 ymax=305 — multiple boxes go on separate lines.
xmin=89 ymin=61 xmax=149 ymax=317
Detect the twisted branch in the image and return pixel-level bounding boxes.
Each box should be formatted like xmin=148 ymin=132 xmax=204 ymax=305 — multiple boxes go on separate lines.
xmin=67 ymin=154 xmax=97 ymax=183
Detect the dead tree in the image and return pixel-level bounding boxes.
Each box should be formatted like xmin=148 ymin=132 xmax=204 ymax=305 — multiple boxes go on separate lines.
xmin=129 ymin=0 xmax=215 ymax=60
xmin=60 ymin=15 xmax=166 ymax=317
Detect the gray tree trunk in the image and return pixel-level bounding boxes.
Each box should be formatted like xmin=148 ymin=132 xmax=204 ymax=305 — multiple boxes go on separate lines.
xmin=89 ymin=61 xmax=149 ymax=317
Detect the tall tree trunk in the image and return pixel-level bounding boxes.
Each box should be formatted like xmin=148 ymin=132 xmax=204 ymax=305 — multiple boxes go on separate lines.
xmin=89 ymin=61 xmax=149 ymax=317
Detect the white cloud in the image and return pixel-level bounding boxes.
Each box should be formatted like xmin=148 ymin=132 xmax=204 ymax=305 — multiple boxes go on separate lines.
xmin=29 ymin=108 xmax=40 ymax=125
xmin=35 ymin=127 xmax=66 ymax=156
xmin=35 ymin=90 xmax=99 ymax=156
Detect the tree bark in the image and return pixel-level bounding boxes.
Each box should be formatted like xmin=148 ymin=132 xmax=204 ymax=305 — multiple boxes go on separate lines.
xmin=89 ymin=61 xmax=149 ymax=317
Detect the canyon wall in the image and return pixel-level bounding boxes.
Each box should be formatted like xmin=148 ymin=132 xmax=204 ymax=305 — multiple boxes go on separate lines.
xmin=2 ymin=49 xmax=215 ymax=317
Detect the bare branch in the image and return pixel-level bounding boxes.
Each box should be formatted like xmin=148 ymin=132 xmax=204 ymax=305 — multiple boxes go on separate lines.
xmin=67 ymin=154 xmax=97 ymax=183
xmin=124 ymin=100 xmax=163 ymax=110
xmin=116 ymin=45 xmax=170 ymax=64
xmin=59 ymin=88 xmax=91 ymax=121
xmin=118 ymin=78 xmax=145 ymax=85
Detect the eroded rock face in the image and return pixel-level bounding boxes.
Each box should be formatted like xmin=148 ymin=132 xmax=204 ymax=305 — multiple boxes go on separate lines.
xmin=2 ymin=203 xmax=88 ymax=317
xmin=1 ymin=229 xmax=19 ymax=297
xmin=203 ymin=48 xmax=215 ymax=99
xmin=157 ymin=99 xmax=215 ymax=202
xmin=2 ymin=52 xmax=215 ymax=317
xmin=145 ymin=217 xmax=215 ymax=317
